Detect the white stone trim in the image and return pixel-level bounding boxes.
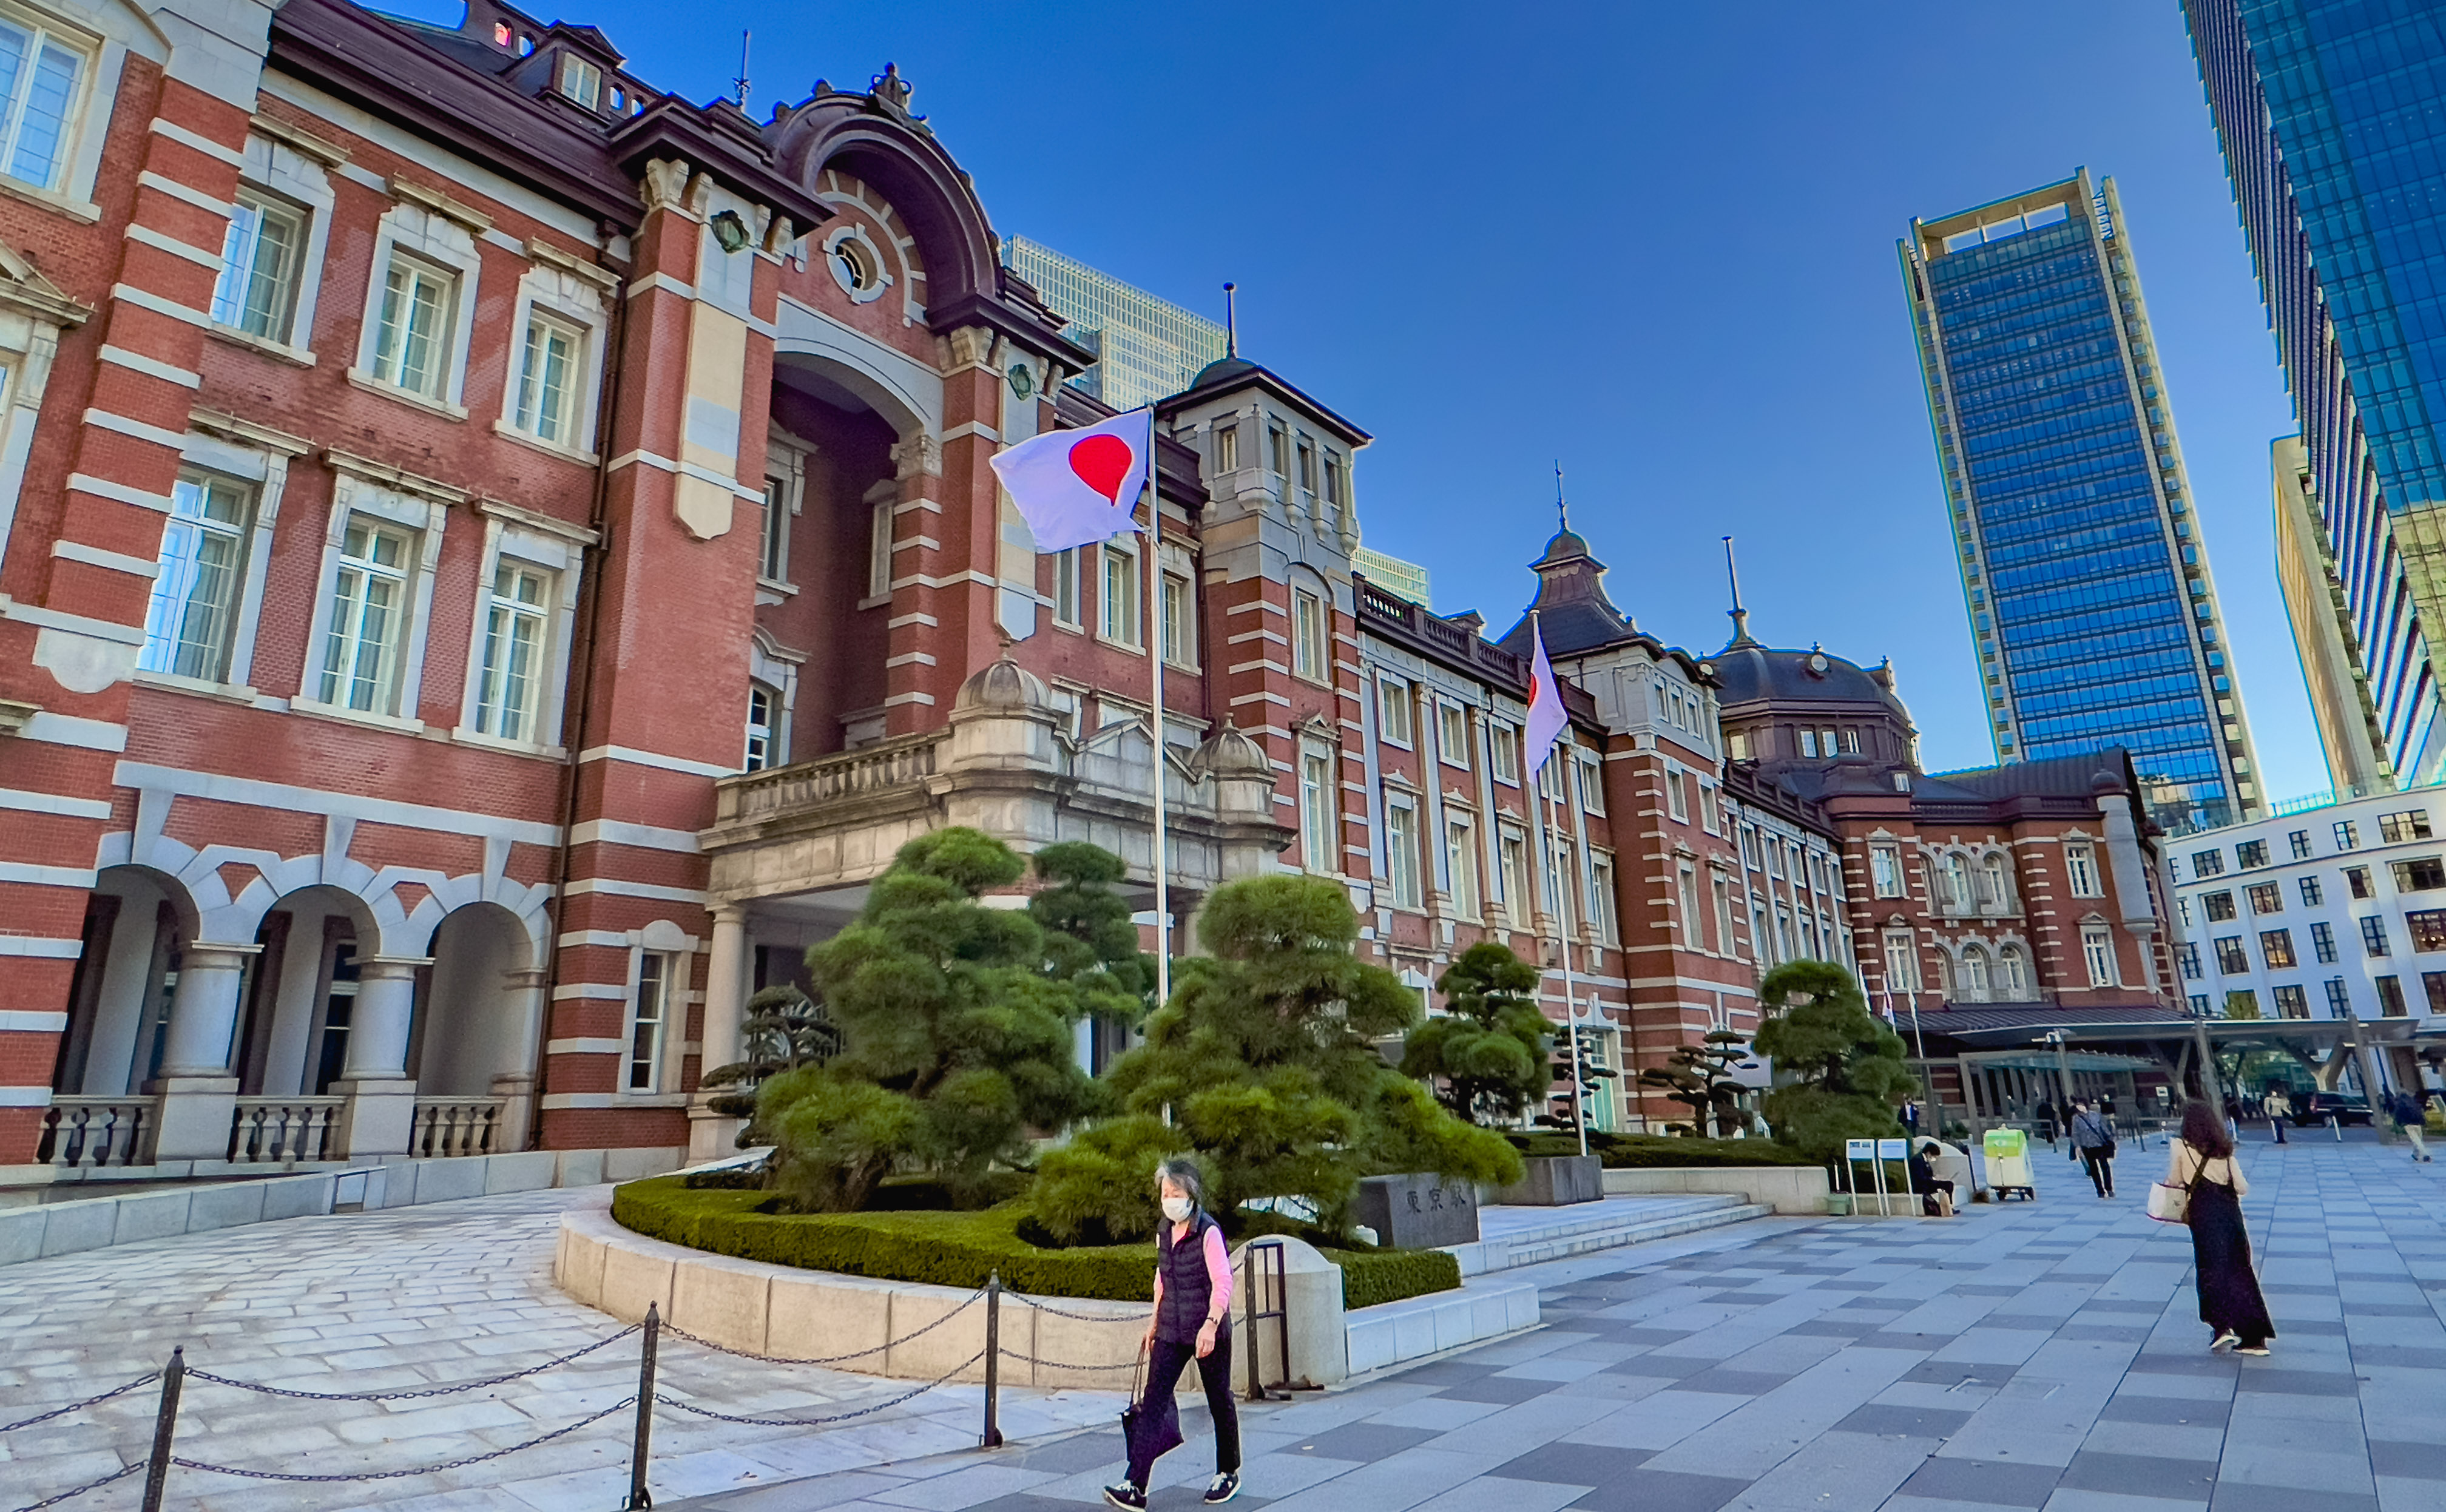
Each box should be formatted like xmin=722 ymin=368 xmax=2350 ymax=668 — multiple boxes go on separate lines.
xmin=570 ymin=819 xmax=701 ymax=854
xmin=19 ymin=712 xmax=126 ymax=751
xmin=109 ymin=284 xmax=209 ymax=326
xmin=0 ymin=786 xmax=110 ymax=819
xmin=0 ymin=860 xmax=96 ymax=887
xmin=350 ymin=198 xmax=483 ymax=410
xmin=495 ymin=256 xmax=610 ymax=453
xmin=50 ymin=539 xmax=157 ymax=578
xmin=0 ymin=1010 xmax=68 ymax=1032
xmin=98 ymin=344 xmax=199 ymax=387
xmin=563 ymin=878 xmax=711 ymax=904
xmin=148 ymin=116 xmax=243 ymax=165
xmin=299 ymin=471 xmax=448 ymax=720
xmin=66 ymin=474 xmax=172 ymax=511
xmin=112 ymin=760 xmax=563 ymax=848
xmin=0 ymin=937 xmax=82 ymax=959
xmin=451 ymin=514 xmax=583 ymax=752
xmin=125 ymin=223 xmax=223 ymax=268
xmin=0 ymin=1085 xmax=54 ymax=1104
xmin=135 ymin=170 xmax=232 ymax=217
xmin=81 ymin=408 xmax=187 ymax=451
xmin=576 ymin=744 xmax=735 ymax=779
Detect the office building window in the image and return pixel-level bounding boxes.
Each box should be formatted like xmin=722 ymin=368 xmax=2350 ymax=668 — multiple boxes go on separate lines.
xmin=2204 ymin=891 xmax=2236 ymax=922
xmin=2379 ymin=810 xmax=2433 ymax=843
xmin=0 ymin=16 xmax=87 ymax=192
xmin=2067 ymin=843 xmax=2103 ymax=896
xmin=2272 ymin=984 xmax=2309 ymax=1019
xmin=2259 ymin=929 xmax=2296 ymax=969
xmin=2247 ymin=883 xmax=2283 ymax=915
xmin=2426 ymin=973 xmax=2446 ymax=1016
xmin=212 ymin=192 xmax=306 ymax=342
xmin=1446 ymin=814 xmax=1479 ymax=916
xmin=2408 ymin=909 xmax=2446 ymax=953
xmin=2288 ymin=829 xmax=2313 ymax=859
xmin=2224 ymin=989 xmax=2260 ymax=1019
xmin=2335 ymin=820 xmax=2360 ymax=851
xmin=2377 ymin=976 xmax=2410 ymax=1017
xmin=2311 ymin=921 xmax=2337 ymax=962
xmin=1377 ymin=677 xmax=1413 ymax=746
xmin=2362 ymin=915 xmax=2391 ymax=957
xmin=2214 ymin=936 xmax=2248 ymax=974
xmin=2391 ymin=857 xmax=2446 ymax=892
xmin=1292 ymin=589 xmax=1326 ymax=681
xmin=627 ymin=950 xmax=677 ymax=1092
xmin=2235 ymin=839 xmax=2269 ymax=869
xmin=2346 ymin=866 xmax=2374 ymax=899
xmin=471 ymin=562 xmax=549 ymax=741
xmin=1387 ymin=801 xmax=1421 ymax=909
xmin=2083 ymin=926 xmax=2118 ymax=987
xmin=2189 ymin=994 xmax=2212 ymax=1016
xmin=2300 ymin=876 xmax=2324 ymax=907
xmin=140 ymin=473 xmax=254 ymax=683
xmin=2176 ymin=941 xmax=2200 ymax=979
xmin=2190 ymin=848 xmax=2225 ymax=877
xmin=1299 ymin=748 xmax=1334 ymax=872
xmin=2325 ymin=977 xmax=2353 ymax=1016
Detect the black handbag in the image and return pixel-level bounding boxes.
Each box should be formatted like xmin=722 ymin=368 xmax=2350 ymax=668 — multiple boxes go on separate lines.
xmin=1120 ymin=1343 xmax=1181 ymax=1471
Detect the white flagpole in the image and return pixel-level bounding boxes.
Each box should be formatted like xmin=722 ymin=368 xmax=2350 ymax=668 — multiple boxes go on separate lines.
xmin=1143 ymin=447 xmax=1170 ymax=1007
xmin=1527 ymin=612 xmax=1587 ymax=1156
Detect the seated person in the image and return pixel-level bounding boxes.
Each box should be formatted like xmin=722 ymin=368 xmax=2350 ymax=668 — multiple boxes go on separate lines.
xmin=1908 ymin=1138 xmax=1956 ymax=1216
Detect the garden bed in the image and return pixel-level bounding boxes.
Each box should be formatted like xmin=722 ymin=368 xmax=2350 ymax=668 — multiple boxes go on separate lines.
xmin=610 ymin=1177 xmax=1459 ymax=1306
xmin=1508 ymin=1132 xmax=1819 ymax=1169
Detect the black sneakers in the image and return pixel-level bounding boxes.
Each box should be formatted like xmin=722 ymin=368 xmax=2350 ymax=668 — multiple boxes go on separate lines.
xmin=1206 ymin=1471 xmax=1242 ymax=1504
xmin=1103 ymin=1483 xmax=1147 ymax=1510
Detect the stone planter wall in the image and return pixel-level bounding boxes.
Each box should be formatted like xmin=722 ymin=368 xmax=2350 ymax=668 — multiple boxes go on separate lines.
xmin=1490 ymin=1154 xmax=1602 ymax=1206
xmin=1600 ymin=1164 xmax=1829 ymax=1215
xmin=1352 ymin=1172 xmax=1480 ymax=1247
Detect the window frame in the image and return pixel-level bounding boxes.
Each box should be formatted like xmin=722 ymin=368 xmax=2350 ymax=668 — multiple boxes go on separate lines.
xmin=2083 ymin=925 xmax=2118 ymax=987
xmin=2258 ymin=928 xmax=2296 ymax=969
xmin=1376 ymin=674 xmax=1413 ymax=748
xmin=1489 ymin=721 xmax=1521 ymax=786
xmin=496 ymin=253 xmax=612 ymax=457
xmin=624 ymin=946 xmax=682 ymax=1095
xmin=1159 ymin=571 xmax=1195 ymax=669
xmin=1882 ymin=928 xmax=1917 ymax=991
xmin=1097 ymin=538 xmax=1142 ymax=649
xmin=1498 ymin=826 xmax=1529 ymax=920
xmin=0 ymin=10 xmax=97 ymax=198
xmin=868 ymin=499 xmax=896 ymax=602
xmin=453 ymin=508 xmax=585 ymax=754
xmin=2066 ymin=843 xmax=2102 ymax=897
xmin=351 ymin=200 xmax=484 ymax=415
xmin=1870 ymin=843 xmax=1904 ymax=898
xmin=1445 ymin=811 xmax=1480 ymax=918
xmin=2311 ymin=920 xmax=2337 ymax=963
xmin=1050 ymin=547 xmax=1081 ymax=628
xmin=1292 ymin=589 xmax=1328 ymax=683
xmin=211 ymin=188 xmax=309 ymax=347
xmin=1299 ymin=744 xmax=1336 ymax=875
xmin=211 ymin=129 xmax=337 ymax=359
xmin=1437 ymin=703 xmax=1470 ymax=770
xmin=1385 ymin=797 xmax=1423 ymax=910
xmin=297 ymin=468 xmax=450 ymax=729
xmin=138 ymin=470 xmax=255 ymax=687
xmin=2361 ymin=914 xmax=2391 ymax=958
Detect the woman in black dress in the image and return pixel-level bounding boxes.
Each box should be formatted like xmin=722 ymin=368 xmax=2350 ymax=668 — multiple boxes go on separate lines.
xmin=2167 ymin=1100 xmax=2275 ymax=1355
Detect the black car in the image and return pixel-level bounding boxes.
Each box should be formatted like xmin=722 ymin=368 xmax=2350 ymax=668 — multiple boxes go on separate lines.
xmin=2294 ymin=1092 xmax=2374 ymax=1127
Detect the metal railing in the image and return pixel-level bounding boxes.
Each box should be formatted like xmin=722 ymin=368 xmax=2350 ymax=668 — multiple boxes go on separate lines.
xmin=226 ymin=1098 xmax=343 ymax=1164
xmin=409 ymin=1096 xmax=506 ymax=1158
xmin=36 ymin=1099 xmax=155 ymax=1170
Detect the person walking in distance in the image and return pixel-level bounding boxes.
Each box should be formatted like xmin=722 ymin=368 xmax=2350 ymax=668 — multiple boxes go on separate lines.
xmin=2168 ymin=1100 xmax=2275 ymax=1356
xmin=2069 ymin=1098 xmax=2117 ymax=1197
xmin=2388 ymin=1087 xmax=2433 ymax=1163
xmin=1106 ymin=1159 xmax=1240 ymax=1509
xmin=2262 ymin=1085 xmax=2291 ymax=1144
xmin=1900 ymin=1097 xmax=1922 ymax=1138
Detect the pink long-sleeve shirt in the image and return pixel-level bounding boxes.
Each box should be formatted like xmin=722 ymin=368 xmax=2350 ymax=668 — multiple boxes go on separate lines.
xmin=1152 ymin=1221 xmax=1234 ymax=1323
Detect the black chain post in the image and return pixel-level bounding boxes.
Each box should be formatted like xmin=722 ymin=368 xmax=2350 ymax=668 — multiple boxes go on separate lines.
xmin=624 ymin=1304 xmax=658 ymax=1510
xmin=139 ymin=1346 xmax=183 ymax=1512
xmin=981 ymin=1271 xmax=1004 ymax=1449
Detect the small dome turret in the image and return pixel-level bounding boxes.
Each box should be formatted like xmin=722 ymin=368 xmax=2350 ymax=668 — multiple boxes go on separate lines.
xmin=954 ymin=654 xmax=1049 ymax=712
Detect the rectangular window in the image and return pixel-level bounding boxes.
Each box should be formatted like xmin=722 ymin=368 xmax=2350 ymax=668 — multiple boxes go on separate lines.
xmin=1586 ymin=852 xmax=1616 ymax=942
xmin=1160 ymin=573 xmax=1193 ymax=667
xmin=2335 ymin=820 xmax=2360 ymax=851
xmin=2176 ymin=941 xmax=2200 ymax=980
xmin=1052 ymin=547 xmax=1079 ymax=626
xmin=869 ymin=502 xmax=894 ymax=599
xmin=318 ymin=519 xmax=413 ymax=714
xmin=1100 ymin=541 xmax=1140 ymax=646
xmin=2258 ymin=928 xmax=2296 ymax=969
xmin=1714 ymin=876 xmax=1735 ymax=955
xmin=1323 ymin=453 xmax=1344 ymax=508
xmin=2409 ymin=910 xmax=2446 ymax=953
xmin=559 ymin=53 xmax=603 ymax=109
xmin=139 ymin=473 xmax=252 ymax=683
xmin=2311 ymin=921 xmax=2337 ymax=963
xmin=2235 ymin=839 xmax=2269 ymax=869
xmin=2179 ymin=898 xmax=2192 ymax=927
xmin=1377 ymin=677 xmax=1413 ymax=746
xmin=2300 ymin=876 xmax=2325 ymax=907
xmin=1296 ymin=439 xmax=1315 ymax=494
xmin=2272 ymin=984 xmax=2309 ymax=1019
xmin=1581 ymin=757 xmax=1607 ymax=816
xmin=1663 ymin=765 xmax=1686 ymax=822
xmin=1538 ymin=751 xmax=1568 ymax=802
xmin=2427 ymin=973 xmax=2446 ymax=1016
xmin=1883 ymin=930 xmax=1917 ymax=991
xmin=1299 ymin=748 xmax=1334 ymax=872
xmin=2379 ymin=810 xmax=2434 ymax=843
xmin=1490 ymin=723 xmax=1520 ymax=785
xmin=211 ymin=191 xmax=305 ymax=342
xmin=2214 ymin=936 xmax=2248 ymax=974
xmin=1387 ymin=802 xmax=1421 ymax=910
xmin=2391 ymin=857 xmax=2446 ymax=892
xmin=2377 ymin=976 xmax=2409 ymax=1017
xmin=1438 ymin=704 xmax=1470 ymax=768
xmin=0 ymin=18 xmax=86 ymax=192
xmin=2189 ymin=993 xmax=2212 ymax=1017
xmin=627 ymin=951 xmax=675 ymax=1092
xmin=371 ymin=255 xmax=456 ymax=397
xmin=1799 ymin=729 xmax=1818 ymax=757
xmin=1213 ymin=422 xmax=1238 ymax=473
xmin=1267 ymin=425 xmax=1286 ymax=475
xmin=2204 ymin=891 xmax=2236 ymax=922
xmin=2288 ymin=829 xmax=2313 ymax=859
xmin=1498 ymin=829 xmax=1528 ymax=917
xmin=2247 ymin=883 xmax=2283 ymax=916
xmin=1668 ymin=860 xmax=1697 ymax=950
xmin=473 ymin=562 xmax=549 ymax=741
xmin=1700 ymin=784 xmax=1721 ymax=834
xmin=760 ymin=474 xmax=789 ymax=583
xmin=2084 ymin=927 xmax=2118 ymax=987
xmin=2362 ymin=915 xmax=2391 ymax=957
xmin=1447 ymin=815 xmax=1479 ymax=917
xmin=743 ymin=683 xmax=775 ymax=771
xmin=1871 ymin=843 xmax=1903 ymax=897
xmin=511 ymin=312 xmax=583 ymax=444
xmin=2224 ymin=989 xmax=2260 ymax=1019
xmin=2347 ymin=866 xmax=2375 ymax=899
xmin=2190 ymin=848 xmax=2225 ymax=877
xmin=2325 ymin=977 xmax=2352 ymax=1016
xmin=1292 ymin=590 xmax=1326 ymax=681
xmin=2066 ymin=844 xmax=2101 ymax=896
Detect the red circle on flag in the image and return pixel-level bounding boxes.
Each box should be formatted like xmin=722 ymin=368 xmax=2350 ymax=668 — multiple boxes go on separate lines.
xmin=1067 ymin=434 xmax=1135 ymax=503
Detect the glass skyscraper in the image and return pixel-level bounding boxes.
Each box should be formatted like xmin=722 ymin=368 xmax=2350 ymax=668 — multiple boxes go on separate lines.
xmin=1900 ymin=171 xmax=2263 ymax=835
xmin=1001 ymin=236 xmax=1229 ymax=411
xmin=2184 ymin=0 xmax=2446 ymax=792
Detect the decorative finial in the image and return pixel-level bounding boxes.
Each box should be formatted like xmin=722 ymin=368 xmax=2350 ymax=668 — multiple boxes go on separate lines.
xmin=734 ymin=30 xmax=751 ymax=110
xmin=1723 ymin=535 xmax=1755 ymax=647
xmin=1554 ymin=461 xmax=1568 ymax=532
xmin=868 ymin=62 xmax=919 ymax=120
xmin=996 ymin=625 xmax=1015 ymax=653
xmin=1223 ymin=282 xmax=1237 ymax=359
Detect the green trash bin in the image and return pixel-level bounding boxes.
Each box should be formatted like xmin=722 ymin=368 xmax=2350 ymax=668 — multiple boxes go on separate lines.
xmin=1984 ymin=1127 xmax=2035 ymax=1201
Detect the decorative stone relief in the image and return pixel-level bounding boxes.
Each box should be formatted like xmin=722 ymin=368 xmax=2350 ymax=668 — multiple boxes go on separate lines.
xmin=641 ymin=158 xmax=694 ymax=214
xmin=891 ymin=433 xmax=942 ymax=480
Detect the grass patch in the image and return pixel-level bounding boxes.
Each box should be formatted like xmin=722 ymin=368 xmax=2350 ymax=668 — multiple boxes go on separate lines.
xmin=1507 ymin=1132 xmax=1819 ymax=1169
xmin=612 ymin=1176 xmax=1461 ymax=1308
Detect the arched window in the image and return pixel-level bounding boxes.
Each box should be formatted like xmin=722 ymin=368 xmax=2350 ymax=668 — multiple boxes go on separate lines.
xmin=1945 ymin=854 xmax=1973 ymax=910
xmin=1959 ymin=947 xmax=1990 ymax=1002
xmin=1999 ymin=945 xmax=2029 ymax=998
xmin=1982 ymin=853 xmax=2010 ymax=910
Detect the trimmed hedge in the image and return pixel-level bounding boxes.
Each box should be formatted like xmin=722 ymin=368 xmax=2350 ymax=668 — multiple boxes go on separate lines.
xmin=610 ymin=1177 xmax=1462 ymax=1308
xmin=1505 ymin=1132 xmax=1818 ymax=1169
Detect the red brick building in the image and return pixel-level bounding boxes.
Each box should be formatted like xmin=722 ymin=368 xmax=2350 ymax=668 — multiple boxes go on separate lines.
xmin=0 ymin=0 xmax=2181 ymax=1177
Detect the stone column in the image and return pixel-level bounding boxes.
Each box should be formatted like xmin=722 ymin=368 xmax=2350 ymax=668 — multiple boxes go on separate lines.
xmin=149 ymin=942 xmax=260 ymax=1162
xmin=81 ymin=899 xmax=159 ymax=1096
xmin=490 ymin=965 xmax=549 ymax=1153
xmin=688 ymin=906 xmax=751 ymax=1162
xmin=333 ymin=957 xmax=427 ymax=1158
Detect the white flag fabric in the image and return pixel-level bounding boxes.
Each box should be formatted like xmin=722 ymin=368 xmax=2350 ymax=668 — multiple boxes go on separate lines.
xmin=1524 ymin=619 xmax=1568 ymax=777
xmin=988 ymin=407 xmax=1154 ymax=553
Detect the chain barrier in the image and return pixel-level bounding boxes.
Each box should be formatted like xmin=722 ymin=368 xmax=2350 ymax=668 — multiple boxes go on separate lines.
xmin=167 ymin=1397 xmax=640 ymax=1483
xmin=0 ymin=1372 xmax=161 ymax=1436
xmin=183 ymin=1324 xmax=643 ymax=1402
xmin=993 ymin=1347 xmax=1138 ymax=1371
xmin=661 ymin=1283 xmax=987 ymax=1366
xmin=6 ymin=1462 xmax=143 ymax=1512
xmin=654 ymin=1346 xmax=989 ymax=1429
xmin=1005 ymin=1292 xmax=1152 ymax=1323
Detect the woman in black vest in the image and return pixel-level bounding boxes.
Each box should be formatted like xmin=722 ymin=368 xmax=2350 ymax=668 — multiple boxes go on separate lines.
xmin=1106 ymin=1158 xmax=1240 ymax=1508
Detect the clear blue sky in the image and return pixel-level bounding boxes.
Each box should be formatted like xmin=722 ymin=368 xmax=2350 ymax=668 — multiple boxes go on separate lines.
xmin=399 ymin=0 xmax=2319 ymax=797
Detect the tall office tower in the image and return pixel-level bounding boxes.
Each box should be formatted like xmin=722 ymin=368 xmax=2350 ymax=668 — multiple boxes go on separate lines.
xmin=2184 ymin=0 xmax=2446 ymax=794
xmin=1001 ymin=235 xmax=1229 ymax=411
xmin=1900 ymin=171 xmax=2263 ymax=836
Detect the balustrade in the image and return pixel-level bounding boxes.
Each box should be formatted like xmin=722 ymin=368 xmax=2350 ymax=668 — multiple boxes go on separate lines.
xmin=228 ymin=1098 xmax=344 ymax=1164
xmin=410 ymin=1097 xmax=507 ymax=1158
xmin=37 ymin=1098 xmax=155 ymax=1169
xmin=715 ymin=732 xmax=942 ymax=825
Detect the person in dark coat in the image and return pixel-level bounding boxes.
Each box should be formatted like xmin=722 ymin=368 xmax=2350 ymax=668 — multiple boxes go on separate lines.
xmin=2167 ymin=1100 xmax=2275 ymax=1356
xmin=2388 ymin=1088 xmax=2433 ymax=1162
xmin=2069 ymin=1098 xmax=2117 ymax=1197
xmin=1106 ymin=1158 xmax=1240 ymax=1509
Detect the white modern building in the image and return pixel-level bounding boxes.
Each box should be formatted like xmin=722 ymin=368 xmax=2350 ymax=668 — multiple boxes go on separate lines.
xmin=2166 ymin=785 xmax=2446 ymax=1093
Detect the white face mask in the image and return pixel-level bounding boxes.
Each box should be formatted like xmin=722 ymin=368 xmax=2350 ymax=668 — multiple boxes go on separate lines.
xmin=1160 ymin=1194 xmax=1194 ymax=1223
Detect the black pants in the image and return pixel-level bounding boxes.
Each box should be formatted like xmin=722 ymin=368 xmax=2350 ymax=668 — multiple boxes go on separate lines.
xmin=2271 ymin=1116 xmax=2288 ymax=1144
xmin=1127 ymin=1331 xmax=1239 ymax=1486
xmin=2080 ymin=1149 xmax=2114 ymax=1196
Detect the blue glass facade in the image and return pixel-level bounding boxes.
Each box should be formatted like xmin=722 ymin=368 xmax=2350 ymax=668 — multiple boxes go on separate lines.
xmin=1902 ymin=174 xmax=2261 ymax=835
xmin=2185 ymin=0 xmax=2446 ymax=786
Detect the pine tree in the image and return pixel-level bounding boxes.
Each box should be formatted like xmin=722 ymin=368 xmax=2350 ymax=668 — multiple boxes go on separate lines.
xmin=1399 ymin=942 xmax=1553 ymax=1127
xmin=1635 ymin=1030 xmax=1758 ymax=1137
xmin=700 ymin=984 xmax=842 ymax=1135
xmin=1751 ymin=960 xmax=1915 ymax=1161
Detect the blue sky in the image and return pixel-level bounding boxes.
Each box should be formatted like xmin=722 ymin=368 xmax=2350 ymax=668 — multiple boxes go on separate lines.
xmin=405 ymin=1 xmax=2317 ymax=796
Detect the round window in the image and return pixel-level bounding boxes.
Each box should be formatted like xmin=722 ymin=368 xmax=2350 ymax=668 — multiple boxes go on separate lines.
xmin=832 ymin=237 xmax=879 ymax=292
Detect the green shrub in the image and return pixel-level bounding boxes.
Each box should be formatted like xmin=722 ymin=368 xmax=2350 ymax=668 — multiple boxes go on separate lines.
xmin=613 ymin=1176 xmax=1462 ymax=1308
xmin=1502 ymin=1131 xmax=1816 ymax=1169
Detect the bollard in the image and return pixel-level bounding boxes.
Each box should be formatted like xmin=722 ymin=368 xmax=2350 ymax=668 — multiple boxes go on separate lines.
xmin=981 ymin=1271 xmax=1004 ymax=1449
xmin=138 ymin=1346 xmax=183 ymax=1512
xmin=624 ymin=1303 xmax=659 ymax=1510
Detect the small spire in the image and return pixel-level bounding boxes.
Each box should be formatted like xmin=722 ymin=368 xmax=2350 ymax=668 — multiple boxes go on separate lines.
xmin=734 ymin=30 xmax=751 ymax=109
xmin=1723 ymin=535 xmax=1756 ymax=647
xmin=1554 ymin=461 xmax=1569 ymax=532
xmin=1223 ymin=282 xmax=1237 ymax=358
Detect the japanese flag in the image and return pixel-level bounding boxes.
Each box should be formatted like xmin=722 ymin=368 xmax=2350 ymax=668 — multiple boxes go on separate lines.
xmin=1524 ymin=618 xmax=1568 ymax=778
xmin=988 ymin=407 xmax=1154 ymax=553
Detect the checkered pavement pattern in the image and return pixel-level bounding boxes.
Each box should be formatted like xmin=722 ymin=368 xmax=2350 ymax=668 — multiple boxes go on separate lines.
xmin=674 ymin=1139 xmax=2442 ymax=1512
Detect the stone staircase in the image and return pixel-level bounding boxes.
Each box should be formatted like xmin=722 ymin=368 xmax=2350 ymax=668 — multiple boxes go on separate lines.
xmin=1442 ymin=1193 xmax=1774 ymax=1277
